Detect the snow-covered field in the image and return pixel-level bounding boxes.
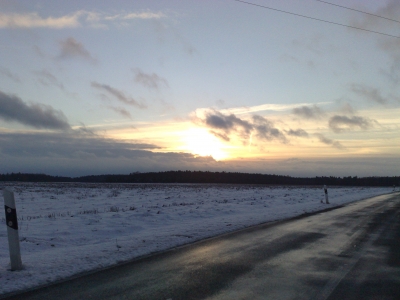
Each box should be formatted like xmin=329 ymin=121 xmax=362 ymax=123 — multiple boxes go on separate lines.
xmin=0 ymin=182 xmax=393 ymax=295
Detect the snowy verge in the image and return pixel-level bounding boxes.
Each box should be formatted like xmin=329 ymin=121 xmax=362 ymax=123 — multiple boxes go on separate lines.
xmin=0 ymin=183 xmax=394 ymax=295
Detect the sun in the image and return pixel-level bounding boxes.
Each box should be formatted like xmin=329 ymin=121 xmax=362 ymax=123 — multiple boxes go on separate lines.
xmin=180 ymin=128 xmax=229 ymax=160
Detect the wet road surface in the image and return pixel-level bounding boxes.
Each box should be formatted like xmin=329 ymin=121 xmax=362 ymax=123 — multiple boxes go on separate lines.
xmin=1 ymin=193 xmax=399 ymax=300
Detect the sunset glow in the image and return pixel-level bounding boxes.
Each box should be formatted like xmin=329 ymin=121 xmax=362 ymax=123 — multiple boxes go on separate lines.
xmin=0 ymin=0 xmax=399 ymax=177
xmin=179 ymin=128 xmax=229 ymax=161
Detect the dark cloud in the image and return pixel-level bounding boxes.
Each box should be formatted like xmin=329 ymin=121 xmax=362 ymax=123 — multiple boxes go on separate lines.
xmin=34 ymin=69 xmax=64 ymax=90
xmin=350 ymin=84 xmax=387 ymax=104
xmin=108 ymin=106 xmax=132 ymax=119
xmin=0 ymin=131 xmax=398 ymax=177
xmin=252 ymin=115 xmax=286 ymax=142
xmin=0 ymin=132 xmax=159 ymax=159
xmin=204 ymin=110 xmax=252 ymax=136
xmin=58 ymin=37 xmax=97 ymax=63
xmin=286 ymin=129 xmax=309 ymax=138
xmin=0 ymin=90 xmax=70 ymax=130
xmin=209 ymin=130 xmax=230 ymax=142
xmin=0 ymin=132 xmax=219 ymax=177
xmin=197 ymin=110 xmax=286 ymax=144
xmin=329 ymin=115 xmax=375 ymax=133
xmin=91 ymin=82 xmax=146 ymax=108
xmin=348 ymin=0 xmax=400 ymax=47
xmin=0 ymin=67 xmax=21 ymax=83
xmin=132 ymin=68 xmax=169 ymax=90
xmin=0 ymin=132 xmax=397 ymax=177
xmin=292 ymin=105 xmax=324 ymax=119
xmin=350 ymin=1 xmax=400 ymax=32
xmin=315 ymin=133 xmax=344 ymax=149
xmin=76 ymin=123 xmax=95 ymax=135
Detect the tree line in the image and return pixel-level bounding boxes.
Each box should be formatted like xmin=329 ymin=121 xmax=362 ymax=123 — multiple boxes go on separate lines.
xmin=1 ymin=171 xmax=399 ymax=187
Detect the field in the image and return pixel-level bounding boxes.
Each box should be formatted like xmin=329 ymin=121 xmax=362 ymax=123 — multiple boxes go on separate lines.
xmin=0 ymin=182 xmax=393 ymax=295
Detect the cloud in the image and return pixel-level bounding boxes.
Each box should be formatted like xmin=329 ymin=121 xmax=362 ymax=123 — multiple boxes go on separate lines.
xmin=240 ymin=156 xmax=400 ymax=177
xmin=252 ymin=115 xmax=286 ymax=143
xmin=209 ymin=130 xmax=230 ymax=142
xmin=349 ymin=1 xmax=400 ymax=31
xmin=339 ymin=103 xmax=355 ymax=114
xmin=104 ymin=11 xmax=165 ymax=21
xmin=0 ymin=11 xmax=81 ymax=29
xmin=215 ymin=99 xmax=225 ymax=107
xmin=0 ymin=90 xmax=71 ymax=130
xmin=58 ymin=37 xmax=97 ymax=63
xmin=204 ymin=110 xmax=252 ymax=136
xmin=222 ymin=102 xmax=323 ymax=115
xmin=1 ymin=133 xmax=397 ymax=177
xmin=379 ymin=38 xmax=400 ymax=61
xmin=0 ymin=131 xmax=160 ymax=158
xmin=0 ymin=66 xmax=21 ymax=83
xmin=329 ymin=115 xmax=375 ymax=133
xmin=108 ymin=106 xmax=132 ymax=119
xmin=91 ymin=82 xmax=146 ymax=108
xmin=0 ymin=132 xmax=221 ymax=177
xmin=314 ymin=133 xmax=344 ymax=149
xmin=76 ymin=123 xmax=95 ymax=136
xmin=380 ymin=63 xmax=400 ymax=85
xmin=292 ymin=105 xmax=324 ymax=119
xmin=132 ymin=68 xmax=169 ymax=90
xmin=378 ymin=39 xmax=400 ymax=84
xmin=285 ymin=129 xmax=309 ymax=138
xmin=152 ymin=19 xmax=196 ymax=55
xmin=34 ymin=69 xmax=64 ymax=90
xmin=195 ymin=109 xmax=286 ymax=144
xmin=0 ymin=10 xmax=165 ymax=29
xmin=194 ymin=109 xmax=252 ymax=142
xmin=348 ymin=1 xmax=400 ymax=83
xmin=350 ymin=84 xmax=387 ymax=104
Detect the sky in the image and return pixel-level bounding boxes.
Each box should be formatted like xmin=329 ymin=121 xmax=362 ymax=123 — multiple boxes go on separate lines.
xmin=0 ymin=0 xmax=399 ymax=177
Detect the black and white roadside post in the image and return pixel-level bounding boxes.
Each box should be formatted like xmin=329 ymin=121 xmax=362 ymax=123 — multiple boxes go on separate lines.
xmin=324 ymin=185 xmax=329 ymax=204
xmin=3 ymin=189 xmax=23 ymax=271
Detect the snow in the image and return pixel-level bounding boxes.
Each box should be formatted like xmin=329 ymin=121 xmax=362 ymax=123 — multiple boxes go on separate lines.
xmin=0 ymin=182 xmax=393 ymax=295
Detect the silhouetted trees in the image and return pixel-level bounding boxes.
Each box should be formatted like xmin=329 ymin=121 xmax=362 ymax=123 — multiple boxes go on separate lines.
xmin=0 ymin=171 xmax=399 ymax=187
xmin=0 ymin=173 xmax=70 ymax=182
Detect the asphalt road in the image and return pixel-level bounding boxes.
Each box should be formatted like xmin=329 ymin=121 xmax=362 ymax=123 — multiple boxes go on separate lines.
xmin=1 ymin=192 xmax=399 ymax=300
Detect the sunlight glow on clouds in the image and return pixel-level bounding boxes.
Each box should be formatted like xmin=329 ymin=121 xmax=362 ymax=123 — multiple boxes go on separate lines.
xmin=0 ymin=10 xmax=165 ymax=29
xmin=178 ymin=127 xmax=229 ymax=161
xmin=221 ymin=102 xmax=330 ymax=115
xmin=0 ymin=12 xmax=81 ymax=28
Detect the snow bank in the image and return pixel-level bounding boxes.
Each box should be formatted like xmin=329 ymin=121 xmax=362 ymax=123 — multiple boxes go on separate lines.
xmin=0 ymin=182 xmax=392 ymax=295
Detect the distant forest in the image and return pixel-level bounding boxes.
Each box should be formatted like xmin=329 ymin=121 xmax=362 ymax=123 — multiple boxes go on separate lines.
xmin=1 ymin=171 xmax=399 ymax=187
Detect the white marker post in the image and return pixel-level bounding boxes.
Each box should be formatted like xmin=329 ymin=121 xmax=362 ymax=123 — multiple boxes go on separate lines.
xmin=3 ymin=189 xmax=23 ymax=271
xmin=324 ymin=185 xmax=329 ymax=204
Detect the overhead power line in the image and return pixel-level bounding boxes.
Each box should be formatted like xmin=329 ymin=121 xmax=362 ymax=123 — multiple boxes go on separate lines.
xmin=233 ymin=0 xmax=400 ymax=39
xmin=316 ymin=0 xmax=400 ymax=24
